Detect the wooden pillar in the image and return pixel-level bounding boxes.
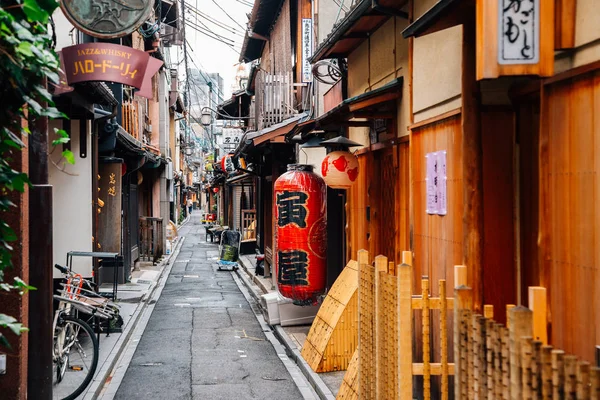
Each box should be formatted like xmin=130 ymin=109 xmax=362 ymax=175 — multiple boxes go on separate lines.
xmin=462 ymin=13 xmax=484 ymax=311
xmin=0 ymin=126 xmax=29 ymax=399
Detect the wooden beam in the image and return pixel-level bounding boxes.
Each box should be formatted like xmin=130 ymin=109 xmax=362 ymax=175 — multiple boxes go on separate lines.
xmin=413 ymin=363 xmax=456 ymax=375
xmin=554 ymin=0 xmax=576 ymax=49
xmin=348 ymin=92 xmax=400 ymax=112
xmin=350 ymin=111 xmax=395 ymax=119
xmin=462 ymin=17 xmax=484 ymax=311
xmin=408 ymin=108 xmax=462 ymax=131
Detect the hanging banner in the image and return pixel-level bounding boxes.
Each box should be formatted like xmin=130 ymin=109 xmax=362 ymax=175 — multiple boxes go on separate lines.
xmin=59 ymin=43 xmax=163 ymax=100
xmin=301 ymin=18 xmax=313 ymax=83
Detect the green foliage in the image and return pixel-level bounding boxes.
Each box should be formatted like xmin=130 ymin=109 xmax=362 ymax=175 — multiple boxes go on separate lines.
xmin=0 ymin=0 xmax=62 ymax=347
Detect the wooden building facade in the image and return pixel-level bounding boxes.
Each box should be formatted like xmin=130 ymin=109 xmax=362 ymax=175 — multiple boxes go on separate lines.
xmin=309 ymin=0 xmax=600 ymax=363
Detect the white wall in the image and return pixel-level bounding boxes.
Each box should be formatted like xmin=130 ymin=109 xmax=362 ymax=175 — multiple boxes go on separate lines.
xmin=48 ymin=120 xmax=94 ymax=277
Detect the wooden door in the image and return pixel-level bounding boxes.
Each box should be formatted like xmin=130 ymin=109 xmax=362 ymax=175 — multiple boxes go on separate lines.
xmin=375 ymin=147 xmax=398 ymax=264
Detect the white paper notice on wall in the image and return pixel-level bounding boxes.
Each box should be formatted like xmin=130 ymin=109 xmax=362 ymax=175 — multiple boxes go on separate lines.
xmin=425 ymin=151 xmax=447 ymax=216
xmin=497 ymin=0 xmax=540 ymax=65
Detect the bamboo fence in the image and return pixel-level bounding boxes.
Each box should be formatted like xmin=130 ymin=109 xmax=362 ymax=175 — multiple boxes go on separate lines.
xmin=335 ymin=250 xmax=599 ymax=399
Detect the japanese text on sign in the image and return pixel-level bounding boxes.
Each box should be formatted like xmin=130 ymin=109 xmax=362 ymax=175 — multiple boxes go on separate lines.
xmin=108 ymin=173 xmax=116 ymax=197
xmin=302 ymin=19 xmax=313 ymax=83
xmin=278 ymin=250 xmax=309 ymax=286
xmin=498 ymin=0 xmax=539 ymax=64
xmin=277 ymin=191 xmax=308 ymax=228
xmin=426 ymin=151 xmax=447 ymax=215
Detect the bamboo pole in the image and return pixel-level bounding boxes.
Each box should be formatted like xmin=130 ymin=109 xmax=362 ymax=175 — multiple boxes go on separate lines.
xmin=455 ymin=265 xmax=467 ymax=286
xmin=473 ymin=314 xmax=486 ymax=399
xmin=541 ymin=345 xmax=553 ymax=399
xmin=577 ymin=361 xmax=591 ymax=400
xmin=532 ymin=341 xmax=542 ymax=397
xmin=552 ymin=350 xmax=565 ymax=399
xmin=500 ymin=326 xmax=510 ymax=400
xmin=440 ymin=279 xmax=449 ymax=400
xmin=509 ymin=306 xmax=533 ymax=400
xmin=564 ymin=355 xmax=578 ymax=399
xmin=422 ymin=276 xmax=431 ymax=400
xmin=528 ymin=287 xmax=548 ymax=345
xmin=397 ymin=260 xmax=413 ymax=400
xmin=591 ymin=367 xmax=600 ymax=400
xmin=486 ymin=320 xmax=496 ymax=400
xmin=374 ymin=255 xmax=387 ymax=399
xmin=484 ymin=305 xmax=494 ymax=319
xmin=521 ymin=337 xmax=534 ymax=400
xmin=454 ymin=286 xmax=473 ymax=400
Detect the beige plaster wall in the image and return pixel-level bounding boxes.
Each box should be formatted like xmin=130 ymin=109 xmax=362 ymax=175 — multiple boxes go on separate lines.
xmin=412 ymin=25 xmax=463 ymax=123
xmin=414 ymin=0 xmax=439 ymax=20
xmin=346 ymin=17 xmax=411 ymax=148
xmin=299 ymin=147 xmax=327 ymax=176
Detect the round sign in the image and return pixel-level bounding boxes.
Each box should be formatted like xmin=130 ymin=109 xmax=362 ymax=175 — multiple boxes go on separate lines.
xmin=59 ymin=0 xmax=153 ymax=39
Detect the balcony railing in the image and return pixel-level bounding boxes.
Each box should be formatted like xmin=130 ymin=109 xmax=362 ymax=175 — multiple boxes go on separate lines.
xmin=256 ymin=71 xmax=296 ymax=130
xmin=122 ymin=101 xmax=140 ymax=140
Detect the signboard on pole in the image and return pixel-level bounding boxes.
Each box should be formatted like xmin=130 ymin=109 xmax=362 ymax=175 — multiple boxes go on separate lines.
xmin=302 ymin=19 xmax=313 ymax=83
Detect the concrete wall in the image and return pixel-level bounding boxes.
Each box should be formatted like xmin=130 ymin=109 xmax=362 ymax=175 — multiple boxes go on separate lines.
xmin=48 ymin=120 xmax=93 ymax=277
xmin=346 ymin=16 xmax=411 ymax=148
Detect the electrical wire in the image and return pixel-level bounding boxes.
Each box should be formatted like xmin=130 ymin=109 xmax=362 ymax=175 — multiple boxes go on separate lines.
xmin=210 ymin=0 xmax=246 ymax=30
xmin=186 ymin=3 xmax=245 ymax=35
xmin=185 ymin=18 xmax=240 ymax=44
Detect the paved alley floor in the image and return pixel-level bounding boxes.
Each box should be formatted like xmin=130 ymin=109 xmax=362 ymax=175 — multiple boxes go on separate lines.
xmin=113 ymin=214 xmax=304 ymax=400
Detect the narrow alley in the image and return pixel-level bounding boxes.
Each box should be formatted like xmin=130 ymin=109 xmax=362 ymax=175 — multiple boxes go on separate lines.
xmin=111 ymin=214 xmax=309 ymax=399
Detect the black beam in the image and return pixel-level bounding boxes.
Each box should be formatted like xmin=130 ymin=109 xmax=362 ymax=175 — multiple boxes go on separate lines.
xmin=27 ymin=78 xmax=53 ymax=400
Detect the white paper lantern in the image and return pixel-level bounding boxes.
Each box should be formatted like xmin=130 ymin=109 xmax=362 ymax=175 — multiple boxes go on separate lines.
xmin=321 ymin=151 xmax=359 ymax=189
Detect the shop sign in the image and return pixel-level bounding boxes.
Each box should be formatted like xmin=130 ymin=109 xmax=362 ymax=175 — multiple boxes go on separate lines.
xmin=59 ymin=43 xmax=163 ymax=100
xmin=425 ymin=151 xmax=447 ymax=216
xmin=219 ymin=127 xmax=243 ymax=151
xmin=498 ymin=0 xmax=539 ymax=64
xmin=301 ymin=19 xmax=313 ymax=83
xmin=59 ymin=0 xmax=153 ymax=39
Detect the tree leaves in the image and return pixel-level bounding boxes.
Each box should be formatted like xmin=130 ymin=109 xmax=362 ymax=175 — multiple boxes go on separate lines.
xmin=22 ymin=0 xmax=50 ymax=24
xmin=62 ymin=149 xmax=75 ymax=165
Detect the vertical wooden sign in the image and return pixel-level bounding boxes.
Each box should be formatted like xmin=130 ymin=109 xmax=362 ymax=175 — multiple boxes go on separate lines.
xmin=476 ymin=0 xmax=554 ymax=80
xmin=97 ymin=161 xmax=123 ymax=253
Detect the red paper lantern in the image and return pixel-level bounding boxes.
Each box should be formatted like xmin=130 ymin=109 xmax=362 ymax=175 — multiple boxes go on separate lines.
xmin=212 ymin=187 xmax=219 ymax=193
xmin=274 ymin=164 xmax=327 ymax=304
xmin=321 ymin=151 xmax=359 ymax=189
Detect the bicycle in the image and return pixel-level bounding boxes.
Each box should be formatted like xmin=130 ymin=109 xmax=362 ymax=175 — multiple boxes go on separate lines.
xmin=52 ymin=264 xmax=119 ymax=400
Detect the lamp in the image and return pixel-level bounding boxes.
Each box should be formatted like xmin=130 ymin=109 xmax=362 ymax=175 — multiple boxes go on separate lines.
xmin=200 ymin=107 xmax=213 ymax=127
xmin=319 ymin=137 xmax=362 ymax=189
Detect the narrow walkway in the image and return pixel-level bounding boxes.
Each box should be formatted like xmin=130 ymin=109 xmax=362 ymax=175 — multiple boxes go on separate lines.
xmin=114 ymin=213 xmax=304 ymax=399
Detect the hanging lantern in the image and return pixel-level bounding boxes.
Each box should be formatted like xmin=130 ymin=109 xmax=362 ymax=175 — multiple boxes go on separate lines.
xmin=274 ymin=164 xmax=327 ymax=304
xmin=321 ymin=151 xmax=359 ymax=189
xmin=213 ymin=187 xmax=219 ymax=193
xmin=221 ymin=154 xmax=235 ymax=174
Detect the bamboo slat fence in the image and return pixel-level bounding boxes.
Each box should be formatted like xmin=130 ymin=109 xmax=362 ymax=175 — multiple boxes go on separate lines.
xmin=336 ymin=250 xmax=598 ymax=399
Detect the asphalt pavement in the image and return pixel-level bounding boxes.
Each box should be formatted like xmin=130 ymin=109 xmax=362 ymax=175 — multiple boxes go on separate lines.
xmin=113 ymin=214 xmax=305 ymax=400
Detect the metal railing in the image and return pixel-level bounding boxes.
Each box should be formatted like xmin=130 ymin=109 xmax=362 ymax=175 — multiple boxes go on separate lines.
xmin=139 ymin=217 xmax=164 ymax=262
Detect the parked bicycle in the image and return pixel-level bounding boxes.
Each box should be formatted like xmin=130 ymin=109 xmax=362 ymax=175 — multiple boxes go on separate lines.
xmin=52 ymin=264 xmax=120 ymax=400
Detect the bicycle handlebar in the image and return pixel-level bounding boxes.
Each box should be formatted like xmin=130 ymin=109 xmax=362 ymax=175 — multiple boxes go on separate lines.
xmin=54 ymin=264 xmax=68 ymax=274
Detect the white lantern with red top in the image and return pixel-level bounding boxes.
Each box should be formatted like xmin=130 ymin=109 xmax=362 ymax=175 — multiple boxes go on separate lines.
xmin=319 ymin=137 xmax=362 ymax=189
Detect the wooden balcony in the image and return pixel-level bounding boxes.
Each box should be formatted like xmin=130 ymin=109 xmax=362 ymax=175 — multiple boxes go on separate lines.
xmin=256 ymin=72 xmax=296 ymax=129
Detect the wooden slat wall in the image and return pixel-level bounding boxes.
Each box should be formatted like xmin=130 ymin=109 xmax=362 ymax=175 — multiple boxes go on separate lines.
xmin=346 ymin=154 xmax=370 ymax=264
xmin=542 ymin=71 xmax=600 ymax=362
xmin=411 ymin=115 xmax=464 ymax=293
xmin=411 ymin=115 xmax=464 ymax=386
xmin=481 ymin=111 xmax=516 ymax=324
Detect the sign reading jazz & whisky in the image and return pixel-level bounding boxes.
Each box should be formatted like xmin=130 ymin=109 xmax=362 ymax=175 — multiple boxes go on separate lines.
xmin=60 ymin=43 xmax=159 ymax=90
xmin=476 ymin=0 xmax=554 ymax=80
xmin=60 ymin=0 xmax=153 ymax=39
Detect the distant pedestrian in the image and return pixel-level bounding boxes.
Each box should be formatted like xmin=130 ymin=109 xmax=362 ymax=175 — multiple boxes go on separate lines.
xmin=187 ymin=198 xmax=193 ymax=215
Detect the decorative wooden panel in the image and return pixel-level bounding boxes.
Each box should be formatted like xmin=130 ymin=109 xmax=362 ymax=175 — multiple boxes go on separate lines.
xmin=377 ymin=147 xmax=398 ymax=263
xmin=476 ymin=0 xmax=554 ymax=80
xmin=336 ymin=349 xmax=358 ymax=400
xmin=358 ymin=253 xmax=375 ymax=399
xmin=301 ymin=260 xmax=359 ymax=372
xmin=541 ymin=70 xmax=600 ymax=362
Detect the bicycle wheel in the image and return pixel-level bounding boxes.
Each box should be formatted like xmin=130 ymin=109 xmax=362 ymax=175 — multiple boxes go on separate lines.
xmin=52 ymin=315 xmax=99 ymax=400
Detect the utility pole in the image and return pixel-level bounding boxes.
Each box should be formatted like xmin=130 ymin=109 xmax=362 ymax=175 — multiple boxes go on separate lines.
xmin=27 ymin=78 xmax=53 ymax=399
